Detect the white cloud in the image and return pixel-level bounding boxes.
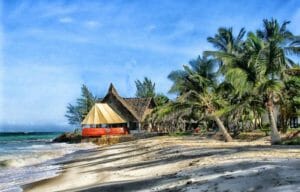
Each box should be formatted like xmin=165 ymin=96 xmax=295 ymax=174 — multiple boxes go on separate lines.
xmin=84 ymin=20 xmax=100 ymax=29
xmin=145 ymin=24 xmax=157 ymax=32
xmin=59 ymin=17 xmax=74 ymax=24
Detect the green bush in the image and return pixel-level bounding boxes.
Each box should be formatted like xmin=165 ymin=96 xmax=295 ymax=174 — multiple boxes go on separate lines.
xmin=260 ymin=123 xmax=271 ymax=136
xmin=282 ymin=137 xmax=300 ymax=145
xmin=169 ymin=132 xmax=192 ymax=137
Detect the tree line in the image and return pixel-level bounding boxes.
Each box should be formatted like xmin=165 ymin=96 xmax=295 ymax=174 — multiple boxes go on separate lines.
xmin=149 ymin=18 xmax=300 ymax=144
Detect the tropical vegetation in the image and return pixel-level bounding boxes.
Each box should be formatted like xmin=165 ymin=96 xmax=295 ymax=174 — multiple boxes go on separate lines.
xmin=135 ymin=77 xmax=156 ymax=98
xmin=65 ymin=85 xmax=98 ymax=126
xmin=66 ymin=18 xmax=300 ymax=145
xmin=148 ymin=18 xmax=300 ymax=144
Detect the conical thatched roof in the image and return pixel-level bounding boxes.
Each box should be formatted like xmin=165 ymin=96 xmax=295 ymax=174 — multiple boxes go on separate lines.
xmin=81 ymin=103 xmax=126 ymax=125
xmin=102 ymin=83 xmax=155 ymax=122
xmin=102 ymin=84 xmax=140 ymax=120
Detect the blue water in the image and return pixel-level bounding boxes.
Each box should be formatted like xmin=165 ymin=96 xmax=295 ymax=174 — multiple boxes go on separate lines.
xmin=0 ymin=132 xmax=96 ymax=192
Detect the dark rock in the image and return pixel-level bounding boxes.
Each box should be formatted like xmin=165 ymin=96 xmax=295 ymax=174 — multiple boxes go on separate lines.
xmin=52 ymin=132 xmax=82 ymax=143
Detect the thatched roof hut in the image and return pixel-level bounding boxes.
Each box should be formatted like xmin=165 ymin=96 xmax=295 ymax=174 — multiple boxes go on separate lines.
xmin=101 ymin=84 xmax=155 ymax=122
xmin=85 ymin=83 xmax=156 ymax=131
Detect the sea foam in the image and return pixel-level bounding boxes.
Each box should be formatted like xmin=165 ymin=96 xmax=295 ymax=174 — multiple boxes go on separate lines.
xmin=0 ymin=135 xmax=96 ymax=192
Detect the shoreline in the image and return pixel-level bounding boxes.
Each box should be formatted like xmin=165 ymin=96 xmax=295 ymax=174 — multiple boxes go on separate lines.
xmin=23 ymin=136 xmax=300 ymax=192
xmin=0 ymin=135 xmax=98 ymax=192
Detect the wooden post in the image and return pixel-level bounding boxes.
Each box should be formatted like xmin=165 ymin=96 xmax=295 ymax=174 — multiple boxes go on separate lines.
xmin=148 ymin=123 xmax=152 ymax=132
xmin=127 ymin=122 xmax=130 ymax=130
xmin=138 ymin=122 xmax=141 ymax=132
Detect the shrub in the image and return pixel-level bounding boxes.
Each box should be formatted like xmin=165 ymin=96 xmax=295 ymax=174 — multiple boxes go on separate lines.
xmin=282 ymin=137 xmax=300 ymax=145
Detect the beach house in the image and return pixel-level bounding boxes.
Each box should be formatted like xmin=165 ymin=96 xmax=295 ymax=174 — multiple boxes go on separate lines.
xmin=81 ymin=84 xmax=156 ymax=136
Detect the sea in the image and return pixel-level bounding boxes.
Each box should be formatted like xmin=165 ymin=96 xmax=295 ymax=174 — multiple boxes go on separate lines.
xmin=0 ymin=132 xmax=96 ymax=192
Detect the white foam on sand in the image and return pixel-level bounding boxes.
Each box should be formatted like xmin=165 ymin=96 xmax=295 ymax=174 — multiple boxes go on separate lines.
xmin=0 ymin=142 xmax=97 ymax=192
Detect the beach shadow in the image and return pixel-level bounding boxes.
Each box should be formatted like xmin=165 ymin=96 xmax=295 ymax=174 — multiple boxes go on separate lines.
xmin=80 ymin=142 xmax=300 ymax=175
xmin=72 ymin=173 xmax=186 ymax=192
xmin=65 ymin=159 xmax=300 ymax=192
xmin=164 ymin=159 xmax=300 ymax=192
xmin=24 ymin=137 xmax=300 ymax=192
xmin=60 ymin=145 xmax=156 ymax=168
xmin=81 ymin=148 xmax=234 ymax=174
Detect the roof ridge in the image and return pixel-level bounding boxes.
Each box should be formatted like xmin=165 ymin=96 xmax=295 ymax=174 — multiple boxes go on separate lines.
xmin=104 ymin=84 xmax=141 ymax=121
xmin=142 ymin=98 xmax=153 ymax=114
xmin=123 ymin=97 xmax=150 ymax=100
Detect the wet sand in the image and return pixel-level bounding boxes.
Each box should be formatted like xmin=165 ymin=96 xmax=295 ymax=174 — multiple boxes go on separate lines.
xmin=23 ymin=136 xmax=300 ymax=192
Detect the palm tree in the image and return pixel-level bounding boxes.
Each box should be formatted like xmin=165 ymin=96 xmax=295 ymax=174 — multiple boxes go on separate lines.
xmin=255 ymin=19 xmax=300 ymax=144
xmin=168 ymin=56 xmax=216 ymax=95
xmin=207 ymin=27 xmax=246 ymax=54
xmin=178 ymin=89 xmax=233 ymax=142
xmin=206 ymin=28 xmax=265 ymax=135
xmin=135 ymin=77 xmax=156 ymax=98
xmin=279 ymin=69 xmax=300 ymax=132
xmin=169 ymin=56 xmax=233 ymax=141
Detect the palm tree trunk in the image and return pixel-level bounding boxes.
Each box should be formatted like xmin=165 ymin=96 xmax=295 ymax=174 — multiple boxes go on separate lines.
xmin=213 ymin=115 xmax=233 ymax=142
xmin=253 ymin=110 xmax=257 ymax=130
xmin=266 ymin=99 xmax=281 ymax=144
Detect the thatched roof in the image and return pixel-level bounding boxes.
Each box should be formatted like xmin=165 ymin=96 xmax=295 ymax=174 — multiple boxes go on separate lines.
xmin=102 ymin=84 xmax=155 ymax=122
xmin=123 ymin=97 xmax=155 ymax=120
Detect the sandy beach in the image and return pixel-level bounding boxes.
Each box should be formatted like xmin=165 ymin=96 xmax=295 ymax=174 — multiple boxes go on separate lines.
xmin=23 ymin=136 xmax=300 ymax=192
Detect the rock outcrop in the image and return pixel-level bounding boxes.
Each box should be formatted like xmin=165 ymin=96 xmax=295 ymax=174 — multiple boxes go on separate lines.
xmin=52 ymin=132 xmax=82 ymax=143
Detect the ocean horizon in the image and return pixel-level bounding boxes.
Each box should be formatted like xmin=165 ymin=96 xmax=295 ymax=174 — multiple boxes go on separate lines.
xmin=0 ymin=124 xmax=75 ymax=133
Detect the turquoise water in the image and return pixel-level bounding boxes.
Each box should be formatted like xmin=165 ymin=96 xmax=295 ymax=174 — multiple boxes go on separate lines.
xmin=0 ymin=132 xmax=96 ymax=192
xmin=0 ymin=132 xmax=61 ymax=142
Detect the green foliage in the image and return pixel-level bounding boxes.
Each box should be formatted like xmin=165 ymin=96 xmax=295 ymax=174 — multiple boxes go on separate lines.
xmin=205 ymin=19 xmax=299 ymax=141
xmin=65 ymin=104 xmax=82 ymax=126
xmin=154 ymin=93 xmax=169 ymax=107
xmin=146 ymin=18 xmax=299 ymax=141
xmin=207 ymin=27 xmax=246 ymax=54
xmin=282 ymin=137 xmax=300 ymax=145
xmin=65 ymin=18 xmax=300 ymax=141
xmin=135 ymin=77 xmax=156 ymax=98
xmin=260 ymin=123 xmax=271 ymax=136
xmin=65 ymin=85 xmax=97 ymax=126
xmin=169 ymin=131 xmax=192 ymax=137
xmin=168 ymin=56 xmax=217 ymax=95
xmin=166 ymin=55 xmax=233 ymax=141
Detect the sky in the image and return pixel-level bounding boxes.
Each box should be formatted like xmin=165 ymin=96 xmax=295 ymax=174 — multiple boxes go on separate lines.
xmin=0 ymin=0 xmax=300 ymax=130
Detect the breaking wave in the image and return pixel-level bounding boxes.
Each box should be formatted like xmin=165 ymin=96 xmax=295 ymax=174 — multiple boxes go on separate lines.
xmin=0 ymin=137 xmax=97 ymax=192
